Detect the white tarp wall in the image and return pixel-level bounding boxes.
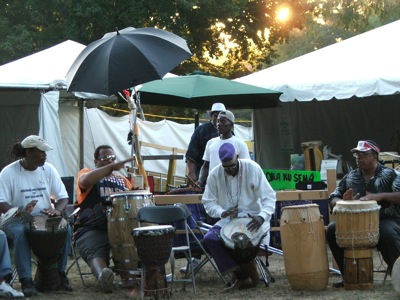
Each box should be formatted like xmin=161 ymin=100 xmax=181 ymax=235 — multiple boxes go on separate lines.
xmin=59 ymin=105 xmax=254 ymax=179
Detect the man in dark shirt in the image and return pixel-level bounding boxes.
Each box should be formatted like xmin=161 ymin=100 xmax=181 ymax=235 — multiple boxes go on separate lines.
xmin=326 ymin=140 xmax=400 ymax=287
xmin=185 ymin=103 xmax=226 ymax=182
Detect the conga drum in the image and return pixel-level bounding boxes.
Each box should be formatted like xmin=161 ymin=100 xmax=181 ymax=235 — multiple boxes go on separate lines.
xmin=280 ymin=204 xmax=329 ymax=291
xmin=333 ymin=200 xmax=380 ymax=290
xmin=26 ymin=215 xmax=68 ymax=292
xmin=132 ymin=225 xmax=175 ymax=299
xmin=107 ymin=190 xmax=154 ymax=278
xmin=392 ymin=256 xmax=400 ymax=294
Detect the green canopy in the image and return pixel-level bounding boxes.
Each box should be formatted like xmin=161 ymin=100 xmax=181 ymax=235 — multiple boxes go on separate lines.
xmin=138 ymin=74 xmax=281 ymax=110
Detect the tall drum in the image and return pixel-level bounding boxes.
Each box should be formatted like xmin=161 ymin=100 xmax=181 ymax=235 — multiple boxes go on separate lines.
xmin=333 ymin=200 xmax=380 ymax=290
xmin=107 ymin=190 xmax=154 ymax=277
xmin=26 ymin=216 xmax=68 ymax=292
xmin=132 ymin=225 xmax=175 ymax=299
xmin=280 ymin=204 xmax=328 ymax=291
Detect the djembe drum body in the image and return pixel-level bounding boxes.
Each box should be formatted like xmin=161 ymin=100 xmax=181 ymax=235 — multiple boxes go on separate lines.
xmin=132 ymin=225 xmax=175 ymax=299
xmin=333 ymin=200 xmax=380 ymax=290
xmin=26 ymin=216 xmax=68 ymax=292
xmin=280 ymin=204 xmax=329 ymax=291
xmin=221 ymin=218 xmax=265 ymax=288
xmin=107 ymin=190 xmax=154 ymax=278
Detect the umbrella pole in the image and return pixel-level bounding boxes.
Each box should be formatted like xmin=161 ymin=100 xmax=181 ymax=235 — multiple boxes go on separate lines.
xmin=195 ymin=111 xmax=199 ymax=128
xmin=130 ymin=91 xmax=149 ymax=190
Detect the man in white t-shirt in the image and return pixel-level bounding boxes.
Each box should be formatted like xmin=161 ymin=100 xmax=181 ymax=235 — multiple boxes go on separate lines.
xmin=0 ymin=135 xmax=72 ymax=297
xmin=197 ymin=110 xmax=250 ymax=187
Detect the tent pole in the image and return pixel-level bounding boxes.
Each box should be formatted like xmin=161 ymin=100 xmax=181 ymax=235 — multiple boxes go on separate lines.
xmin=195 ymin=111 xmax=199 ymax=128
xmin=79 ymin=100 xmax=85 ymax=170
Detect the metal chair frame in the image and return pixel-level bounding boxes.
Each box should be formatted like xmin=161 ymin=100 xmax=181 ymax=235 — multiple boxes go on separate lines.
xmin=137 ymin=205 xmax=196 ymax=295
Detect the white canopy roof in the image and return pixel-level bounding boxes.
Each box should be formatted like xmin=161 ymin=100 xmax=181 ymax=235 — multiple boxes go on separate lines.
xmin=0 ymin=40 xmax=85 ymax=89
xmin=236 ymin=20 xmax=400 ymax=102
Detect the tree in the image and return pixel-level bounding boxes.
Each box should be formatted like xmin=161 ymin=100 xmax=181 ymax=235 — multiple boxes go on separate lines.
xmin=271 ymin=0 xmax=400 ymax=65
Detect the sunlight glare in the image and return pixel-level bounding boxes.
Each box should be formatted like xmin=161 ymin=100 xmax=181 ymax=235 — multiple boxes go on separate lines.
xmin=276 ymin=7 xmax=290 ymax=22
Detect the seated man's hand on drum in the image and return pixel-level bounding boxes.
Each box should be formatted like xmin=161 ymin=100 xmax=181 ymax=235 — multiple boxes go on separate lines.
xmin=41 ymin=208 xmax=62 ymax=217
xmin=221 ymin=205 xmax=238 ymax=219
xmin=23 ymin=200 xmax=38 ymax=213
xmin=360 ymin=192 xmax=380 ymax=202
xmin=343 ymin=188 xmax=360 ymax=200
xmin=246 ymin=215 xmax=265 ymax=232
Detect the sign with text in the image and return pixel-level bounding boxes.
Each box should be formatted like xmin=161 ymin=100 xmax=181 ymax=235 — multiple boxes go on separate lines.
xmin=263 ymin=169 xmax=321 ymax=190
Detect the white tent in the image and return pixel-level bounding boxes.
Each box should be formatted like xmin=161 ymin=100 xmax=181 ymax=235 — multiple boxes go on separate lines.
xmin=236 ymin=20 xmax=400 ymax=102
xmin=235 ymin=20 xmax=400 ymax=169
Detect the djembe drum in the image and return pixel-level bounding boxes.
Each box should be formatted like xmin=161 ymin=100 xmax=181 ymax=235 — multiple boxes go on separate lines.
xmin=107 ymin=190 xmax=154 ymax=281
xmin=221 ymin=218 xmax=266 ymax=288
xmin=26 ymin=215 xmax=68 ymax=292
xmin=132 ymin=225 xmax=175 ymax=299
xmin=333 ymin=200 xmax=380 ymax=290
xmin=280 ymin=204 xmax=329 ymax=291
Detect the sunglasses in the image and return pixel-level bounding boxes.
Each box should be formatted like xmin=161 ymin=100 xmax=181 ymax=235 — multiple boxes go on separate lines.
xmin=98 ymin=155 xmax=116 ymax=161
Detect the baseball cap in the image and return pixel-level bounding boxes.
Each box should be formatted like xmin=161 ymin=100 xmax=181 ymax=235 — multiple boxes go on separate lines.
xmin=219 ymin=143 xmax=237 ymax=163
xmin=21 ymin=135 xmax=53 ymax=151
xmin=351 ymin=140 xmax=380 ymax=153
xmin=210 ymin=103 xmax=226 ymax=114
xmin=218 ymin=110 xmax=235 ymax=124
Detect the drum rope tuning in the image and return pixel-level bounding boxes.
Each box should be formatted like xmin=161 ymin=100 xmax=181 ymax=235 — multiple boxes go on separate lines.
xmin=282 ymin=208 xmax=320 ymax=241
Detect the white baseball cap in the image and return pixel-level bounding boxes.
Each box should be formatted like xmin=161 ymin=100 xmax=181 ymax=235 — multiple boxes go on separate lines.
xmin=21 ymin=135 xmax=53 ymax=151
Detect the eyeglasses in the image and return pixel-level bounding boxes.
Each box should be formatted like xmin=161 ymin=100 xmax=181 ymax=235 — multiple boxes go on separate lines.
xmin=98 ymin=155 xmax=116 ymax=161
xmin=222 ymin=160 xmax=237 ymax=170
xmin=353 ymin=152 xmax=374 ymax=158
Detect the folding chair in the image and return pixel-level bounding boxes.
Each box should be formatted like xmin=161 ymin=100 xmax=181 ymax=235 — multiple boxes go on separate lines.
xmin=64 ymin=205 xmax=92 ymax=286
xmin=173 ymin=203 xmax=229 ymax=286
xmin=137 ymin=205 xmax=196 ymax=294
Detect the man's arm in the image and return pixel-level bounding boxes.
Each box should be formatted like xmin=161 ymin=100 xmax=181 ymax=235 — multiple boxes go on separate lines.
xmin=186 ymin=159 xmax=198 ymax=183
xmin=197 ymin=161 xmax=209 ymax=187
xmin=79 ymin=157 xmax=134 ymax=190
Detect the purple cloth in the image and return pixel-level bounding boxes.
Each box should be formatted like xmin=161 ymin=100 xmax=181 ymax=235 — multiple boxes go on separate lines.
xmin=203 ymin=225 xmax=238 ymax=275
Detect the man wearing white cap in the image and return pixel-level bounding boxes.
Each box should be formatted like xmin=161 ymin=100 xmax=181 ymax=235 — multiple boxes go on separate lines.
xmin=0 ymin=135 xmax=72 ymax=297
xmin=327 ymin=139 xmax=400 ymax=288
xmin=186 ymin=102 xmax=226 ymax=182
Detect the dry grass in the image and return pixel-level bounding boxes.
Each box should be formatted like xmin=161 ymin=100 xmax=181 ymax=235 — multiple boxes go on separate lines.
xmin=12 ymin=248 xmax=399 ymax=299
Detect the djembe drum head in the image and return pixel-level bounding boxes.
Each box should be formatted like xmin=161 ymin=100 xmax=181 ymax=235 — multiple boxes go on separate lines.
xmin=221 ymin=218 xmax=265 ymax=263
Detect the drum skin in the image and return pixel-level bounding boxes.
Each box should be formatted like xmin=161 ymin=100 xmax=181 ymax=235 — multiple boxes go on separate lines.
xmin=26 ymin=216 xmax=68 ymax=292
xmin=280 ymin=204 xmax=329 ymax=291
xmin=333 ymin=200 xmax=380 ymax=248
xmin=221 ymin=218 xmax=265 ymax=263
xmin=107 ymin=190 xmax=154 ymax=275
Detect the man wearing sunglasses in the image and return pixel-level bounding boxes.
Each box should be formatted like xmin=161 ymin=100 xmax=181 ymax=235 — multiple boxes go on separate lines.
xmin=201 ymin=143 xmax=276 ymax=290
xmin=74 ymin=145 xmax=134 ymax=293
xmin=326 ymin=140 xmax=400 ymax=288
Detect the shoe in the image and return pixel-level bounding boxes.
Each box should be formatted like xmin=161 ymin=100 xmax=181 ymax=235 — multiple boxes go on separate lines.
xmin=59 ymin=271 xmax=73 ymax=292
xmin=333 ymin=280 xmax=344 ymax=288
xmin=20 ymin=278 xmax=37 ymax=297
xmin=166 ymin=273 xmax=172 ymax=283
xmin=0 ymin=281 xmax=24 ymax=299
xmin=179 ymin=258 xmax=201 ymax=273
xmin=98 ymin=268 xmax=114 ymax=293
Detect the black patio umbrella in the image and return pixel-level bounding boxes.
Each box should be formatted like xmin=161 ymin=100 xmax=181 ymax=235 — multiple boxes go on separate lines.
xmin=66 ymin=27 xmax=192 ymax=96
